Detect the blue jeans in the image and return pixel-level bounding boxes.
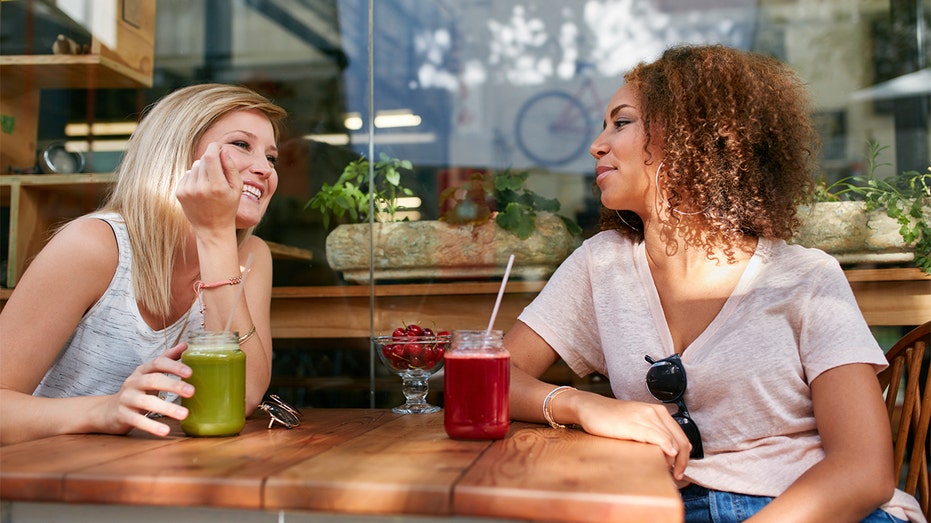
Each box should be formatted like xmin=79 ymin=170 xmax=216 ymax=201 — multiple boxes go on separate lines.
xmin=680 ymin=484 xmax=907 ymax=523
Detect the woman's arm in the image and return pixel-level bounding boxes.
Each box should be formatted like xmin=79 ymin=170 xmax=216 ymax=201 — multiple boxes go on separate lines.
xmin=0 ymin=219 xmax=193 ymax=445
xmin=175 ymin=144 xmax=272 ymax=413
xmin=505 ymin=321 xmax=692 ymax=478
xmin=747 ymin=363 xmax=895 ymax=522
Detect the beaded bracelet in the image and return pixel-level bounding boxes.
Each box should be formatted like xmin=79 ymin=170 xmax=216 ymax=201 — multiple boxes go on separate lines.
xmin=542 ymin=385 xmax=576 ymax=429
xmin=193 ymin=274 xmax=244 ymax=293
xmin=238 ymin=324 xmax=257 ymax=344
xmin=193 ymin=272 xmax=245 ymax=328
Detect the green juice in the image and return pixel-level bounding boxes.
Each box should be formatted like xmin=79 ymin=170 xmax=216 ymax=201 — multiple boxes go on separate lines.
xmin=180 ymin=333 xmax=246 ymax=437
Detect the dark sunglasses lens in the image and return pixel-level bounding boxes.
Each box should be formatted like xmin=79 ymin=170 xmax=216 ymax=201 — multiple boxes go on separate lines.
xmin=268 ymin=405 xmax=299 ymax=427
xmin=673 ymin=412 xmax=704 ymax=459
xmin=259 ymin=396 xmax=302 ymax=428
xmin=646 ymin=362 xmax=686 ymax=402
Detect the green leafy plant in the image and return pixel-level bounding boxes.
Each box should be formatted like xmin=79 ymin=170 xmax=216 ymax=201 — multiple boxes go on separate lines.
xmin=440 ymin=169 xmax=583 ymax=239
xmin=814 ymin=141 xmax=931 ymax=273
xmin=305 ymin=153 xmax=415 ymax=229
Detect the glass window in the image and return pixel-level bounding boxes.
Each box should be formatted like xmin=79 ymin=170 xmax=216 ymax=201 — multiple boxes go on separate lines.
xmin=2 ymin=0 xmax=927 ymax=408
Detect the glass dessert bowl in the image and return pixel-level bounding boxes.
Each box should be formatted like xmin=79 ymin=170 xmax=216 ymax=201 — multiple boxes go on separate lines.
xmin=374 ymin=330 xmax=449 ymax=414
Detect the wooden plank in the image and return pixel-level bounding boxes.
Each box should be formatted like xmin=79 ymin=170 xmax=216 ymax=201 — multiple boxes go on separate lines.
xmin=264 ymin=411 xmax=492 ymax=515
xmin=58 ymin=409 xmax=396 ymax=508
xmin=845 ymin=268 xmax=930 ymax=282
xmin=269 ymin=287 xmax=538 ymax=338
xmin=850 ymin=279 xmax=931 ymax=326
xmin=454 ymin=425 xmax=683 ymax=523
xmin=0 ymin=89 xmax=40 ymax=168
xmin=0 ymin=433 xmax=176 ymax=502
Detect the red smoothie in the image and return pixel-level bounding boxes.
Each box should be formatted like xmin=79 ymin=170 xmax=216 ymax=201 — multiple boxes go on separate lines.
xmin=444 ymin=350 xmax=510 ymax=440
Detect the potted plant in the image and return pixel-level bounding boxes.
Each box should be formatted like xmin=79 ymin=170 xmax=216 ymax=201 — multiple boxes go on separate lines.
xmin=793 ymin=142 xmax=931 ymax=273
xmin=306 ymin=154 xmax=582 ymax=283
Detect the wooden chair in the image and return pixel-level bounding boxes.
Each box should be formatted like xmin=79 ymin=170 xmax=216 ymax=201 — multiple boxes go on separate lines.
xmin=877 ymin=321 xmax=930 ymax=521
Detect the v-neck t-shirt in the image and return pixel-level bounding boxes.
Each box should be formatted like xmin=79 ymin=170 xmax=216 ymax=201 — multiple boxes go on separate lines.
xmin=518 ymin=231 xmax=921 ymax=521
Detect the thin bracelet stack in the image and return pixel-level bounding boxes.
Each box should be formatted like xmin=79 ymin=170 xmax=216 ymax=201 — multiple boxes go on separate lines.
xmin=543 ymin=385 xmax=576 ymax=429
xmin=238 ymin=324 xmax=257 ymax=344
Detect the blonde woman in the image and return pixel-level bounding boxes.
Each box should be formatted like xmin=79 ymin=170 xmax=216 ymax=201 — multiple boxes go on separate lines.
xmin=0 ymin=84 xmax=286 ymax=444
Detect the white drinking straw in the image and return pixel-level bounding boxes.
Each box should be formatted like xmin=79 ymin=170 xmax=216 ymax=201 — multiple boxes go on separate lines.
xmin=223 ymin=252 xmax=255 ymax=333
xmin=486 ymin=254 xmax=515 ymax=333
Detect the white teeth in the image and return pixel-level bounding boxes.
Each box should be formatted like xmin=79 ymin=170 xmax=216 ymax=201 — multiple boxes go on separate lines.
xmin=242 ymin=185 xmax=262 ymax=199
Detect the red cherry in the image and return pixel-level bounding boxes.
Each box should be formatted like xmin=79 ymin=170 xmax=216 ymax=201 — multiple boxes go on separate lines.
xmin=392 ymin=327 xmax=406 ymax=339
xmin=436 ymin=330 xmax=450 ymax=337
xmin=406 ymin=324 xmax=424 ymax=336
xmin=422 ymin=327 xmax=435 ymax=337
xmin=405 ymin=343 xmax=423 ymax=359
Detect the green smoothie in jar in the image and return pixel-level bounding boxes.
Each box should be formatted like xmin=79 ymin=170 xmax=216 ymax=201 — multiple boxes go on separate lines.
xmin=180 ymin=332 xmax=246 ymax=437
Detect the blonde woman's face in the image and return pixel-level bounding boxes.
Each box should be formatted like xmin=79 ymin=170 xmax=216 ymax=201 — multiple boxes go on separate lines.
xmin=194 ymin=108 xmax=279 ymax=228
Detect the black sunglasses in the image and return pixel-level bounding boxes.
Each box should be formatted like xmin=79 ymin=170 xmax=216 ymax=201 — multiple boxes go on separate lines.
xmin=644 ymin=354 xmax=704 ymax=459
xmin=257 ymin=394 xmax=303 ymax=429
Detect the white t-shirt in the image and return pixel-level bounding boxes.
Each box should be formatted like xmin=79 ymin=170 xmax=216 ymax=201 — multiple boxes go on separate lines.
xmin=518 ymin=231 xmax=923 ymax=522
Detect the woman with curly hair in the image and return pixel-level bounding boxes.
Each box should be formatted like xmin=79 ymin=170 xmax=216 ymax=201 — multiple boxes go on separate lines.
xmin=0 ymin=84 xmax=286 ymax=445
xmin=505 ymin=45 xmax=923 ymax=522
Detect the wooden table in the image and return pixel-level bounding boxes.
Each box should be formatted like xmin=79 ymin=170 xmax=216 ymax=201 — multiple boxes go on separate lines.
xmin=0 ymin=409 xmax=683 ymax=523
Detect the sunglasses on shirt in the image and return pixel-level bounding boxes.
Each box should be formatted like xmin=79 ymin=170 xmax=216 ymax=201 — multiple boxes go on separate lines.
xmin=645 ymin=354 xmax=704 ymax=459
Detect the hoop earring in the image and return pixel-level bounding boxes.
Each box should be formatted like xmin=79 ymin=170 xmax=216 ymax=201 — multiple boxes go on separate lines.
xmin=615 ymin=210 xmax=637 ymax=231
xmin=657 ymin=160 xmax=710 ymax=216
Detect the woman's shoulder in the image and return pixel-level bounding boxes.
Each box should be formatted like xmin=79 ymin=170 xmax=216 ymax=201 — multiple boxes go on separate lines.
xmin=759 ymin=238 xmax=840 ymax=271
xmin=582 ymin=229 xmax=634 ymax=250
xmin=51 ymin=215 xmax=119 ymax=256
xmin=756 ymin=238 xmax=849 ymax=288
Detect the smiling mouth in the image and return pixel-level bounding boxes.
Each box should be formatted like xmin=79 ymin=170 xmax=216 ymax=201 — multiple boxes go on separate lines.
xmin=242 ymin=185 xmax=262 ymax=199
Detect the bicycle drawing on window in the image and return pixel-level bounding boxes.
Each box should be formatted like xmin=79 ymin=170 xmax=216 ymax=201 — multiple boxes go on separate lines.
xmin=513 ymin=62 xmax=608 ymax=168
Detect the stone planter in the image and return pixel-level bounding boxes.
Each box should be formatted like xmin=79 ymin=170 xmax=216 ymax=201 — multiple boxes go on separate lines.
xmin=325 ymin=212 xmax=581 ymax=283
xmin=791 ymin=201 xmax=920 ymax=264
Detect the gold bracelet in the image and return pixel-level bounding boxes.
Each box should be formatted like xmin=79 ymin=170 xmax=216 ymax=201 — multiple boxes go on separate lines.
xmin=543 ymin=385 xmax=575 ymax=429
xmin=238 ymin=324 xmax=257 ymax=344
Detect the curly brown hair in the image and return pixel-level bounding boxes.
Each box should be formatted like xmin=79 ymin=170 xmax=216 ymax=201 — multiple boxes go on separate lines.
xmin=599 ymin=44 xmax=819 ymax=257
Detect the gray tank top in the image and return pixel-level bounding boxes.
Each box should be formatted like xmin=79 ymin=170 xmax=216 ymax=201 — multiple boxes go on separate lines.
xmin=33 ymin=213 xmax=200 ymax=398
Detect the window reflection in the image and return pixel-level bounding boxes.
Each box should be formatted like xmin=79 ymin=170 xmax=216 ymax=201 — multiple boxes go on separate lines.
xmin=5 ymin=0 xmax=928 ymax=408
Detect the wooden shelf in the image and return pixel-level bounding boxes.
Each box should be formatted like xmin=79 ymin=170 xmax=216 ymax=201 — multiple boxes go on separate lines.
xmin=0 ymin=0 xmax=155 ymax=167
xmin=0 ymin=54 xmax=153 ymax=93
xmin=1 ymin=173 xmax=117 ymax=287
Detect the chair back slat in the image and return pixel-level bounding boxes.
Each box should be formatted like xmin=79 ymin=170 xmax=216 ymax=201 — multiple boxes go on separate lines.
xmin=885 ymin=357 xmax=905 ymax=417
xmin=877 ymin=321 xmax=930 ymax=522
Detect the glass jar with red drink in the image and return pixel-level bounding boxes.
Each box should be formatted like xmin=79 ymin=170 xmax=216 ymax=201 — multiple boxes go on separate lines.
xmin=444 ymin=330 xmax=510 ymax=440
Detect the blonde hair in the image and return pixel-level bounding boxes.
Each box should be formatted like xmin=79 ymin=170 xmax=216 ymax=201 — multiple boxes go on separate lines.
xmin=99 ymin=83 xmax=287 ymax=320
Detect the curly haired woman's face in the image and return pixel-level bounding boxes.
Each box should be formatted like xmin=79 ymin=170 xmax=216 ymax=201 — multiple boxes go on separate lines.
xmin=590 ymin=84 xmax=661 ymax=217
xmin=194 ymin=108 xmax=279 ymax=229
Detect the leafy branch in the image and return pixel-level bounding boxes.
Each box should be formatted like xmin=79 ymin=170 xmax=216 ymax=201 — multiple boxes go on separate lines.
xmin=440 ymin=169 xmax=582 ymax=239
xmin=814 ymin=141 xmax=931 ymax=272
xmin=305 ymin=153 xmax=415 ymax=229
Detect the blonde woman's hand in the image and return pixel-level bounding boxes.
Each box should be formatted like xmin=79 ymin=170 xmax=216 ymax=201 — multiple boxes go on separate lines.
xmin=176 ymin=143 xmax=242 ymax=236
xmin=93 ymin=342 xmax=193 ymax=437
